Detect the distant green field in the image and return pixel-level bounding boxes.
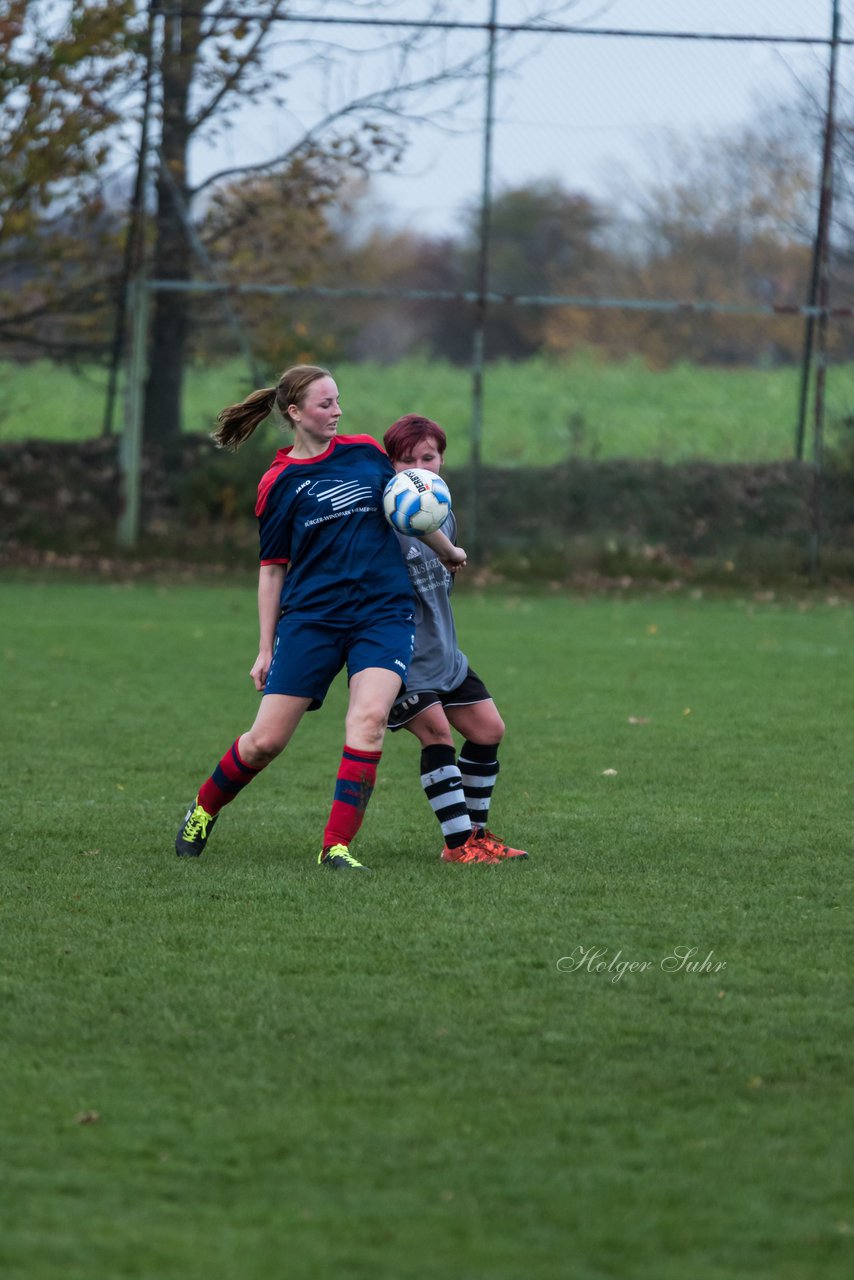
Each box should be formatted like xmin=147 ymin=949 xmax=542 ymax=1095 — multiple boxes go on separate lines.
xmin=3 ymin=353 xmax=854 ymax=464
xmin=3 ymin=579 xmax=854 ymax=1279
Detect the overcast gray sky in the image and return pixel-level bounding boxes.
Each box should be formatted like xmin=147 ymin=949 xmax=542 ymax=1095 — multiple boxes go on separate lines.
xmin=193 ymin=0 xmax=846 ymax=234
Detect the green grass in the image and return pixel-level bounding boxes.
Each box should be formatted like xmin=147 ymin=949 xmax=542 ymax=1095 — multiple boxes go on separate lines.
xmin=2 ymin=577 xmax=853 ymax=1278
xmin=4 ymin=352 xmax=854 ymax=463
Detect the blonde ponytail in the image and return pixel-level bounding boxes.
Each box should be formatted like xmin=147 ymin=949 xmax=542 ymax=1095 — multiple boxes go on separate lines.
xmin=212 ymin=387 xmax=277 ymax=452
xmin=212 ymin=365 xmax=332 ymax=452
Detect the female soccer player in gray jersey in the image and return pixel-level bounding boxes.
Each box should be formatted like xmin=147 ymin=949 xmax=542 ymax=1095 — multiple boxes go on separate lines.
xmin=383 ymin=415 xmax=528 ymax=865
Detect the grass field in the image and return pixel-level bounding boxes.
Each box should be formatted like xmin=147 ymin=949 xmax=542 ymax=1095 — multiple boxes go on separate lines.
xmin=2 ymin=576 xmax=853 ymax=1279
xmin=4 ymin=353 xmax=854 ymax=464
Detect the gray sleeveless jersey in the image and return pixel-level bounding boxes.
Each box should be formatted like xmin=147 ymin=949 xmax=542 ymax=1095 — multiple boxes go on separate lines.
xmin=395 ymin=512 xmax=468 ymax=692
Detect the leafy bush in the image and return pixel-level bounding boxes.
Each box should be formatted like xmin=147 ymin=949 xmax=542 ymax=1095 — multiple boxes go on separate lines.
xmin=3 ymin=435 xmax=850 ymax=582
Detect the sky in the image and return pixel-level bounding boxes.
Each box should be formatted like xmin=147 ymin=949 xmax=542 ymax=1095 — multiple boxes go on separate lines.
xmin=191 ymin=0 xmax=848 ymax=235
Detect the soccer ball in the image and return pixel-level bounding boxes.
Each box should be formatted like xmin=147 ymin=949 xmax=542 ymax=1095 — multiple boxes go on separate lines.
xmin=382 ymin=468 xmax=452 ymax=536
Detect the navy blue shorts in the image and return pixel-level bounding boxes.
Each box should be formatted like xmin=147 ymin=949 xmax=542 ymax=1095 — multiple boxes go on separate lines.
xmin=264 ymin=612 xmax=415 ymax=710
xmin=387 ymin=666 xmax=491 ymax=731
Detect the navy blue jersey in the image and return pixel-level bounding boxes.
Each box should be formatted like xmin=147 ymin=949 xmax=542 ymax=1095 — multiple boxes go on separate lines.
xmin=255 ymin=434 xmax=414 ymax=621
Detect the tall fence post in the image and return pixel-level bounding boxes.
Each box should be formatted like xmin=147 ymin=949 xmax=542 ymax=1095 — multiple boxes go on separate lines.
xmin=469 ymin=0 xmax=498 ymax=558
xmin=795 ymin=0 xmax=841 ymax=463
xmin=807 ymin=0 xmax=841 ymax=573
xmin=117 ymin=279 xmax=150 ymax=550
xmin=102 ymin=0 xmax=159 ymax=438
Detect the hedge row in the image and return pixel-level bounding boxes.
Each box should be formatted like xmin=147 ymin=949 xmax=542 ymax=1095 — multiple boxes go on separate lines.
xmin=2 ymin=435 xmax=853 ymax=571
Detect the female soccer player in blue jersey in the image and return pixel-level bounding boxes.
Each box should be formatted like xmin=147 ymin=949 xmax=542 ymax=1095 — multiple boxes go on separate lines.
xmin=175 ymin=367 xmax=466 ymax=871
xmin=383 ymin=414 xmax=528 ymax=866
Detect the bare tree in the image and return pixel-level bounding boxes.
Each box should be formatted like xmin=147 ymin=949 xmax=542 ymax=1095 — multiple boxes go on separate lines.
xmin=140 ymin=0 xmax=592 ymax=441
xmin=1 ymin=1 xmax=596 ymax=429
xmin=0 ymin=1 xmax=140 ymax=356
xmin=595 ymin=108 xmax=819 ymax=366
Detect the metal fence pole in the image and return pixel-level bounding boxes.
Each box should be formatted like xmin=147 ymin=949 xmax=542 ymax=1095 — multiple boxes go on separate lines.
xmin=807 ymin=0 xmax=841 ymax=572
xmin=102 ymin=0 xmax=159 ymax=438
xmin=795 ymin=0 xmax=841 ymax=462
xmin=468 ymin=0 xmax=499 ymax=556
xmin=118 ymin=279 xmax=150 ymax=549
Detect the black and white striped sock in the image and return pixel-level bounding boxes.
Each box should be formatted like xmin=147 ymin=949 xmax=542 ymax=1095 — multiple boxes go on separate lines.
xmin=459 ymin=740 xmax=500 ymax=833
xmin=420 ymin=744 xmax=471 ymax=849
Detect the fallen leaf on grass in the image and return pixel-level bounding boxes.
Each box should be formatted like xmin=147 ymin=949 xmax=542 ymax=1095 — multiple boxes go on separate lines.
xmin=74 ymin=1110 xmax=101 ymax=1125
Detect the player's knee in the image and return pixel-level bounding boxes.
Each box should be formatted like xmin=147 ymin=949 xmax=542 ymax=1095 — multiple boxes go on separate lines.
xmin=472 ymin=712 xmax=505 ymax=743
xmin=415 ymin=722 xmax=454 ymax=748
xmin=346 ymin=704 xmax=387 ymax=749
xmin=353 ymin=701 xmax=391 ymax=747
xmin=243 ymin=729 xmax=286 ymax=765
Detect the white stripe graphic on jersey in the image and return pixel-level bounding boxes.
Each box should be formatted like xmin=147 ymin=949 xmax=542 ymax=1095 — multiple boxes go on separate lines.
xmin=308 ymin=479 xmax=374 ymax=510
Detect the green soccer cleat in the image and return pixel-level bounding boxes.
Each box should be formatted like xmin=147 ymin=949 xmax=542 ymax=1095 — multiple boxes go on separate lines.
xmin=318 ymin=843 xmax=371 ymax=871
xmin=176 ymin=798 xmax=217 ymax=857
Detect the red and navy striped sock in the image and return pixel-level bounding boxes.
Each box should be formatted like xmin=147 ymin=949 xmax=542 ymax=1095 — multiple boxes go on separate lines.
xmin=322 ymin=744 xmax=382 ymax=849
xmin=198 ymin=739 xmax=263 ymax=817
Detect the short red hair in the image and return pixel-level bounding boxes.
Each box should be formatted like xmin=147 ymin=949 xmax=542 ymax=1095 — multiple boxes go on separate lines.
xmin=383 ymin=414 xmax=447 ymax=461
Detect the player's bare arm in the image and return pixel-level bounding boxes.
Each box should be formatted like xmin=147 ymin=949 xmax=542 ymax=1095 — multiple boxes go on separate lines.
xmin=420 ymin=528 xmax=467 ymax=571
xmin=251 ymin=563 xmax=286 ymax=690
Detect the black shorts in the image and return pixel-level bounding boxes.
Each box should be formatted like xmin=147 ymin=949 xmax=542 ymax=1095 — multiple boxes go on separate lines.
xmin=387 ymin=667 xmax=492 ymax=731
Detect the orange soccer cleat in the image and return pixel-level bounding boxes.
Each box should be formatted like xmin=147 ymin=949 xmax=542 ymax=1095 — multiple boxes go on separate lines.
xmin=473 ymin=828 xmax=529 ymax=860
xmin=441 ymin=833 xmax=502 ymax=865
